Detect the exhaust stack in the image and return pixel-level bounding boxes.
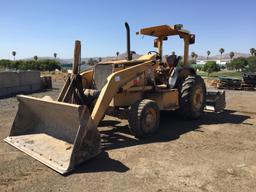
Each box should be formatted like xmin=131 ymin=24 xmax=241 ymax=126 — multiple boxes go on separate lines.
xmin=125 ymin=22 xmax=132 ymax=61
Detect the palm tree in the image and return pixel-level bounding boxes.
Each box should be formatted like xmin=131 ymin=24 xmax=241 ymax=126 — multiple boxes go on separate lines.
xmin=207 ymin=50 xmax=211 ymax=60
xmin=250 ymin=48 xmax=255 ymax=56
xmin=229 ymin=52 xmax=235 ymax=60
xmin=194 ymin=54 xmax=198 ymax=63
xmin=12 ymin=51 xmax=16 ymax=61
xmin=191 ymin=52 xmax=196 ymax=63
xmin=53 ymin=53 xmax=57 ymax=59
xmin=116 ymin=51 xmax=119 ymax=59
xmin=219 ymin=48 xmax=225 ymax=61
xmin=88 ymin=58 xmax=94 ymax=66
xmin=34 ymin=56 xmax=38 ymax=61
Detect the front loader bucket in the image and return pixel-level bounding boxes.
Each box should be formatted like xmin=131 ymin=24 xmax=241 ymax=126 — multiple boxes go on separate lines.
xmin=4 ymin=95 xmax=101 ymax=174
xmin=205 ymin=90 xmax=226 ymax=112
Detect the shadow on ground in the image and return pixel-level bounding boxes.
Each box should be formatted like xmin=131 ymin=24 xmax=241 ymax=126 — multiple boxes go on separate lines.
xmin=100 ymin=110 xmax=250 ymax=151
xmin=71 ymin=151 xmax=129 ymax=175
xmin=73 ymin=110 xmax=250 ymax=174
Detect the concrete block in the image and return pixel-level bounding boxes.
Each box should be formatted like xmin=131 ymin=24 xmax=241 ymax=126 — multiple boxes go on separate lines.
xmin=0 ymin=71 xmax=43 ymax=98
xmin=19 ymin=71 xmax=41 ymax=86
xmin=6 ymin=87 xmax=18 ymax=96
xmin=31 ymin=83 xmax=42 ymax=92
xmin=18 ymin=85 xmax=31 ymax=93
xmin=0 ymin=87 xmax=8 ymax=97
xmin=0 ymin=72 xmax=19 ymax=87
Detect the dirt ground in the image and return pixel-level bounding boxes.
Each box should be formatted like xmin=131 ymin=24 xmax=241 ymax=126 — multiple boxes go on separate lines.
xmin=1 ymin=76 xmax=256 ymax=192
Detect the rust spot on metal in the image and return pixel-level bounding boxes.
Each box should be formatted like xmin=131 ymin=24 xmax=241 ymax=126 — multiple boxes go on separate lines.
xmin=66 ymin=146 xmax=72 ymax=150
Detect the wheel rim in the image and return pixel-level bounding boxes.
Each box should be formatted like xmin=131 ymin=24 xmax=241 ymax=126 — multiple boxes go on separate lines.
xmin=192 ymin=86 xmax=204 ymax=111
xmin=142 ymin=108 xmax=157 ymax=133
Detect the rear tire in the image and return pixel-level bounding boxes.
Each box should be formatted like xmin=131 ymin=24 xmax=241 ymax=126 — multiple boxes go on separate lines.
xmin=128 ymin=99 xmax=160 ymax=138
xmin=178 ymin=75 xmax=206 ymax=119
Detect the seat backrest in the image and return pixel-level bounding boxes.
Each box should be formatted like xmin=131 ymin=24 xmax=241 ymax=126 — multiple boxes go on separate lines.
xmin=166 ymin=55 xmax=180 ymax=68
xmin=166 ymin=55 xmax=177 ymax=66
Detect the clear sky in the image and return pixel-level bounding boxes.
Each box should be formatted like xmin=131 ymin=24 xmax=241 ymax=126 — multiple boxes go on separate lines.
xmin=0 ymin=0 xmax=255 ymax=59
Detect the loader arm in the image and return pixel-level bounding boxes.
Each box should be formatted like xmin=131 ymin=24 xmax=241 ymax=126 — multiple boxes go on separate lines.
xmin=91 ymin=60 xmax=154 ymax=126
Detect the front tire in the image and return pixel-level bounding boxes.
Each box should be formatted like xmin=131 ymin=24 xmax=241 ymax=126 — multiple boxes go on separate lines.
xmin=128 ymin=99 xmax=160 ymax=138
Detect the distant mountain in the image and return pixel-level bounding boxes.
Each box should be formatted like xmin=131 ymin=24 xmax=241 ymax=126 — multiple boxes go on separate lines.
xmin=22 ymin=57 xmax=83 ymax=64
xmin=196 ymin=52 xmax=251 ymax=61
xmin=21 ymin=52 xmax=142 ymax=64
xmin=21 ymin=52 xmax=251 ymax=64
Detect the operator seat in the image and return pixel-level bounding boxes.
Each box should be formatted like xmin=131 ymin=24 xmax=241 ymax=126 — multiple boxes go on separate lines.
xmin=165 ymin=54 xmax=180 ymax=68
xmin=166 ymin=54 xmax=181 ymax=89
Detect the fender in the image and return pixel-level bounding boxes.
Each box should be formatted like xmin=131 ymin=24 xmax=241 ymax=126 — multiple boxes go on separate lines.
xmin=168 ymin=67 xmax=196 ymax=89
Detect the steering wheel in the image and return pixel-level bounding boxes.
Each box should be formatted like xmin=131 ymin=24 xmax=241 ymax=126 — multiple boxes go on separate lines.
xmin=147 ymin=51 xmax=160 ymax=59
